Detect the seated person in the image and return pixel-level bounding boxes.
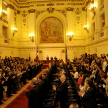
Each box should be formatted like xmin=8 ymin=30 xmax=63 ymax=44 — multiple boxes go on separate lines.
xmin=78 ymin=80 xmax=97 ymax=108
xmin=50 ymin=56 xmax=53 ymax=60
xmin=54 ymin=56 xmax=57 ymax=60
xmin=52 ymin=74 xmax=68 ymax=108
xmin=69 ymin=103 xmax=79 ymax=108
xmin=46 ymin=55 xmax=49 ymax=60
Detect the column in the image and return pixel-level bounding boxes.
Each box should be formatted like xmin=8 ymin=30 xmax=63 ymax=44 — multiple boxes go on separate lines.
xmin=28 ymin=9 xmax=36 ymax=45
xmin=7 ymin=5 xmax=14 ymax=45
xmin=104 ymin=0 xmax=108 ymax=35
xmin=66 ymin=7 xmax=74 ymax=45
xmin=95 ymin=0 xmax=102 ymax=39
xmin=0 ymin=0 xmax=3 ymax=44
xmin=87 ymin=3 xmax=93 ymax=44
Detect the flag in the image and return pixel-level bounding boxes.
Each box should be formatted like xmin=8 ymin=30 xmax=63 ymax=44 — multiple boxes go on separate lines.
xmin=68 ymin=51 xmax=69 ymax=59
xmin=36 ymin=47 xmax=39 ymax=59
xmin=66 ymin=46 xmax=67 ymax=62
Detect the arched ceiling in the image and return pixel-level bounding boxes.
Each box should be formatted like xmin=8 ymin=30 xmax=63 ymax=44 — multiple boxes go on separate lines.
xmin=18 ymin=0 xmax=87 ymax=2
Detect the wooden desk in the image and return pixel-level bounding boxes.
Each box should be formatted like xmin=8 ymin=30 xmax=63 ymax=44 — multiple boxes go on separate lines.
xmin=34 ymin=59 xmax=59 ymax=64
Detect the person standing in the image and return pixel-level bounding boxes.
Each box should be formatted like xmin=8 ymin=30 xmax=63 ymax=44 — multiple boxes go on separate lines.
xmin=46 ymin=55 xmax=49 ymax=60
xmin=25 ymin=83 xmax=40 ymax=108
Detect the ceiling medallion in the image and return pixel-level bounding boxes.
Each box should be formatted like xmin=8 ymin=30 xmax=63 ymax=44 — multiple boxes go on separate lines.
xmin=47 ymin=7 xmax=54 ymax=13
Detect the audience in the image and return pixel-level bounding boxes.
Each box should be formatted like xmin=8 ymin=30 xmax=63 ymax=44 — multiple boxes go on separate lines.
xmin=0 ymin=56 xmax=42 ymax=105
xmin=1 ymin=53 xmax=108 ymax=108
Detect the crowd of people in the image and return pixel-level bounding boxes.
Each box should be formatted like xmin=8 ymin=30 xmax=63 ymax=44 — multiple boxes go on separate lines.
xmin=25 ymin=53 xmax=108 ymax=108
xmin=1 ymin=53 xmax=108 ymax=108
xmin=0 ymin=56 xmax=43 ymax=105
xmin=66 ymin=53 xmax=108 ymax=108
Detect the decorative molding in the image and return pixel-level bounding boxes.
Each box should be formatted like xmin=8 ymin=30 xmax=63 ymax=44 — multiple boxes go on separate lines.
xmin=82 ymin=7 xmax=85 ymax=11
xmin=2 ymin=19 xmax=8 ymax=24
xmin=16 ymin=0 xmax=85 ymax=4
xmin=56 ymin=10 xmax=66 ymax=17
xmin=39 ymin=50 xmax=43 ymax=53
xmin=37 ymin=4 xmax=44 ymax=6
xmin=75 ymin=8 xmax=81 ymax=15
xmin=61 ymin=50 xmax=65 ymax=53
xmin=17 ymin=10 xmax=20 ymax=14
xmin=47 ymin=7 xmax=54 ymax=13
xmin=22 ymin=14 xmax=27 ymax=17
xmin=47 ymin=3 xmax=54 ymax=6
xmin=66 ymin=7 xmax=74 ymax=11
xmin=20 ymin=6 xmax=30 ymax=8
xmin=57 ymin=3 xmax=64 ymax=5
xmin=28 ymin=9 xmax=35 ymax=13
xmin=86 ymin=36 xmax=108 ymax=46
xmin=84 ymin=0 xmax=93 ymax=7
xmin=7 ymin=4 xmax=15 ymax=10
xmin=0 ymin=17 xmax=2 ymax=21
xmin=36 ymin=11 xmax=45 ymax=18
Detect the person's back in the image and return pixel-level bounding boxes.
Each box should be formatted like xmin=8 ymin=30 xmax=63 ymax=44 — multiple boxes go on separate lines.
xmin=25 ymin=85 xmax=40 ymax=108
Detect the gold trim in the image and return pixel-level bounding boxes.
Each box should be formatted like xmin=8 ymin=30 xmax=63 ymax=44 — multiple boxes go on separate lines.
xmin=66 ymin=7 xmax=74 ymax=11
xmin=28 ymin=9 xmax=35 ymax=13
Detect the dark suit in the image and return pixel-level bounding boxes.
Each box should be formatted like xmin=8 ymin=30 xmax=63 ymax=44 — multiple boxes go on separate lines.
xmin=83 ymin=87 xmax=97 ymax=108
xmin=56 ymin=80 xmax=68 ymax=108
xmin=0 ymin=80 xmax=3 ymax=104
xmin=25 ymin=85 xmax=40 ymax=108
xmin=46 ymin=57 xmax=49 ymax=60
xmin=7 ymin=74 xmax=12 ymax=97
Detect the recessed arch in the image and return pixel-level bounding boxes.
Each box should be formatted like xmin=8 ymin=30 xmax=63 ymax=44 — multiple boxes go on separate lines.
xmin=35 ymin=11 xmax=67 ymax=45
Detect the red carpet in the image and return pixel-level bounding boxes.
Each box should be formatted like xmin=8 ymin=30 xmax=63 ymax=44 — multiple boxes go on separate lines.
xmin=6 ymin=86 xmax=32 ymax=108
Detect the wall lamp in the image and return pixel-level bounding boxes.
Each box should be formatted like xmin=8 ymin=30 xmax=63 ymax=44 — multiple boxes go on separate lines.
xmin=29 ymin=34 xmax=34 ymax=42
xmin=84 ymin=25 xmax=89 ymax=33
xmin=89 ymin=4 xmax=97 ymax=14
xmin=66 ymin=32 xmax=74 ymax=41
xmin=0 ymin=10 xmax=8 ymax=19
xmin=13 ymin=28 xmax=18 ymax=36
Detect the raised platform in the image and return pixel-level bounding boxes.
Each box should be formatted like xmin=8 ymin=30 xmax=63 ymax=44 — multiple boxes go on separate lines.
xmin=34 ymin=59 xmax=59 ymax=64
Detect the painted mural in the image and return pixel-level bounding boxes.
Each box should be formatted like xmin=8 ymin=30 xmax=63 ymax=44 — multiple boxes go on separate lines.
xmin=40 ymin=17 xmax=64 ymax=43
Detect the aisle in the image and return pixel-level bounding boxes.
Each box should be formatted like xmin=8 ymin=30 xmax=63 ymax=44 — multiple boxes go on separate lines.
xmin=5 ymin=86 xmax=32 ymax=108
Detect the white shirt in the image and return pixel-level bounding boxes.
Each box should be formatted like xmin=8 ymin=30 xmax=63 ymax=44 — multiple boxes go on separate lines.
xmin=74 ymin=71 xmax=79 ymax=79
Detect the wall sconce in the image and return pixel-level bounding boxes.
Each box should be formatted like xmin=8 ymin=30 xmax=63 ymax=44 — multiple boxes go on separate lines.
xmin=0 ymin=10 xmax=8 ymax=19
xmin=84 ymin=25 xmax=89 ymax=33
xmin=89 ymin=4 xmax=97 ymax=14
xmin=13 ymin=28 xmax=18 ymax=36
xmin=29 ymin=34 xmax=34 ymax=42
xmin=66 ymin=32 xmax=74 ymax=41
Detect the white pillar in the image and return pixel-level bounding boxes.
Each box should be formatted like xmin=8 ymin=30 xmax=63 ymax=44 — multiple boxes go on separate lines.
xmin=7 ymin=7 xmax=14 ymax=45
xmin=95 ymin=0 xmax=102 ymax=40
xmin=66 ymin=8 xmax=73 ymax=33
xmin=66 ymin=8 xmax=74 ymax=44
xmin=104 ymin=0 xmax=108 ymax=36
xmin=87 ymin=3 xmax=93 ymax=35
xmin=28 ymin=9 xmax=36 ymax=44
xmin=0 ymin=0 xmax=3 ymax=44
xmin=87 ymin=3 xmax=93 ymax=44
xmin=95 ymin=0 xmax=102 ymax=31
xmin=104 ymin=0 xmax=108 ymax=27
